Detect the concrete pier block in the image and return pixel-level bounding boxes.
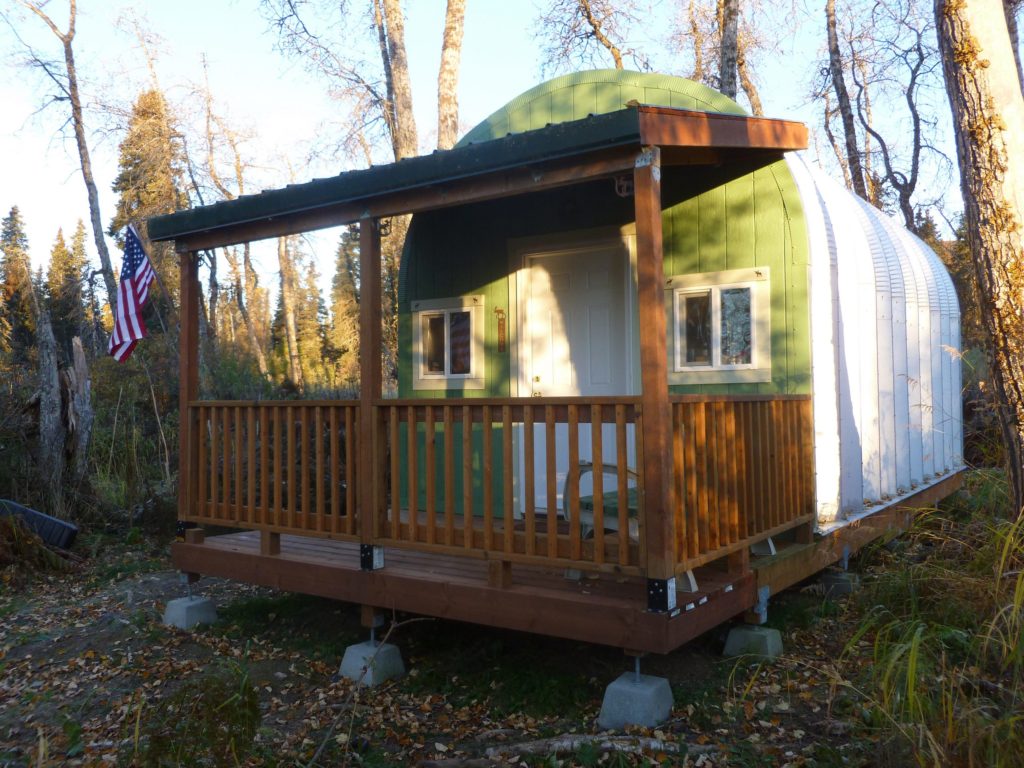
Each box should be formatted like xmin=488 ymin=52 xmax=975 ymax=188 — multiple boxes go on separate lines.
xmin=162 ymin=596 xmax=218 ymax=630
xmin=723 ymin=625 xmax=783 ymax=659
xmin=821 ymin=570 xmax=861 ymax=597
xmin=339 ymin=641 xmax=405 ymax=687
xmin=597 ymin=672 xmax=673 ymax=730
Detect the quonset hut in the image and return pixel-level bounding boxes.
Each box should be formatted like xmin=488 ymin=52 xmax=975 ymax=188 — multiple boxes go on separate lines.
xmin=150 ymin=70 xmax=964 ymax=657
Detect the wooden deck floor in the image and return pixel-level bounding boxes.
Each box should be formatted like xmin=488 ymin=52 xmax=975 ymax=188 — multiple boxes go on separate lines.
xmin=173 ymin=532 xmax=753 ymax=654
xmin=173 ymin=471 xmax=964 ymax=654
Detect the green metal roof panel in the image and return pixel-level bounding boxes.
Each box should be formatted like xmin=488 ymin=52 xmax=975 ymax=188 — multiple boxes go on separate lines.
xmin=148 ymin=108 xmax=643 ymax=242
xmin=458 ymin=70 xmax=745 ymax=147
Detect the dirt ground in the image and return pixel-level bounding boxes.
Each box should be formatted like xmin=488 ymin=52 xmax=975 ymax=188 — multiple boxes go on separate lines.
xmin=0 ymin=534 xmax=878 ymax=767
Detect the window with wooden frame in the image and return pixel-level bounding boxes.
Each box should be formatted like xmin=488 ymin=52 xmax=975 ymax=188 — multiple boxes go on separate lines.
xmin=665 ymin=267 xmax=771 ymax=384
xmin=411 ymin=296 xmax=485 ymax=390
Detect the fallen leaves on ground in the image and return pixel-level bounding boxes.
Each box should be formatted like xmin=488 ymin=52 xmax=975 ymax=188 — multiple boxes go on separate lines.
xmin=0 ymin=538 xmax=877 ymax=767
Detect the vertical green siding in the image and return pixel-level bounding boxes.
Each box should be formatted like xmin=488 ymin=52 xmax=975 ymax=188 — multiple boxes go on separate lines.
xmin=398 ymin=71 xmax=812 ymax=513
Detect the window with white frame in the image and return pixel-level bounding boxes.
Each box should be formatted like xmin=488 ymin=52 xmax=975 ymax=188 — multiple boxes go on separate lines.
xmin=666 ymin=267 xmax=771 ymax=384
xmin=412 ymin=296 xmax=485 ymax=389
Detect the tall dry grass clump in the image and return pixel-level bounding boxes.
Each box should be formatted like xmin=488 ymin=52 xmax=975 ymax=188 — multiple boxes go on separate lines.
xmin=845 ymin=470 xmax=1024 ymax=766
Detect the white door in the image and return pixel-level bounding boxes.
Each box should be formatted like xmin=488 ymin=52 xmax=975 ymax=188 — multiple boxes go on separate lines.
xmin=518 ymin=242 xmax=633 ymax=514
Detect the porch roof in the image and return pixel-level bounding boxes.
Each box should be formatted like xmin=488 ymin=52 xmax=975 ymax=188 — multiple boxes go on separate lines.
xmin=148 ymin=105 xmax=807 ymax=252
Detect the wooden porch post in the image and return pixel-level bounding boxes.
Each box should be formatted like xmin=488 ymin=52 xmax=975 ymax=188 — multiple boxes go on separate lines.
xmin=633 ymin=146 xmax=678 ymax=611
xmin=358 ymin=217 xmax=384 ymax=570
xmin=178 ymin=247 xmax=200 ymax=524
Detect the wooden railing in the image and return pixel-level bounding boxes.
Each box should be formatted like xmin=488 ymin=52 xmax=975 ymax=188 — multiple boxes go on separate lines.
xmin=186 ymin=401 xmax=360 ymax=538
xmin=671 ymin=395 xmax=815 ymax=572
xmin=182 ymin=394 xmax=815 ymax=578
xmin=371 ymin=398 xmax=643 ymax=574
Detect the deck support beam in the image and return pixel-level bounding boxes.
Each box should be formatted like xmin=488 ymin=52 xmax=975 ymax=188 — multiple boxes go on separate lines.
xmin=178 ymin=248 xmax=200 ymax=522
xmin=358 ymin=218 xmax=383 ymax=565
xmin=634 ymin=146 xmax=677 ymax=611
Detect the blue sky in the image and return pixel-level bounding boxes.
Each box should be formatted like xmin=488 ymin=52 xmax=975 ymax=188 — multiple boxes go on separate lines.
xmin=0 ymin=0 xmax=962 ymax=280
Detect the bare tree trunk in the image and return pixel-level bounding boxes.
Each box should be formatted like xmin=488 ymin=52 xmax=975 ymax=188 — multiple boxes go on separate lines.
xmin=936 ymin=0 xmax=1024 ymax=515
xmin=20 ymin=1 xmax=117 ymax=314
xmin=689 ymin=0 xmax=707 ymax=82
xmin=381 ymin=0 xmax=419 ymax=160
xmin=826 ymin=0 xmax=868 ymax=199
xmin=436 ymin=0 xmax=466 ymax=150
xmin=736 ymin=33 xmax=763 ymax=114
xmin=277 ymin=237 xmax=305 ymax=392
xmin=68 ymin=336 xmax=92 ymax=484
xmin=206 ymin=249 xmax=218 ymax=344
xmin=225 ymin=245 xmax=269 ymax=377
xmin=29 ymin=288 xmax=65 ymax=507
xmin=718 ymin=0 xmax=740 ymax=98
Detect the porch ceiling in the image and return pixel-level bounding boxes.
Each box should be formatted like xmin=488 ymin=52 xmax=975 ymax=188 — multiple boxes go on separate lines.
xmin=148 ymin=105 xmax=807 ymax=252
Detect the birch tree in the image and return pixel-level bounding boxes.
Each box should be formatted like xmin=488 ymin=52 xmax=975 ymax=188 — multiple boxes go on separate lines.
xmin=15 ymin=1 xmax=117 ymax=316
xmin=536 ymin=0 xmax=643 ymax=73
xmin=436 ymin=0 xmax=466 ymax=150
xmin=935 ymin=0 xmax=1024 ymax=515
xmin=718 ymin=0 xmax=740 ymax=98
xmin=672 ymin=0 xmax=765 ymax=114
xmin=825 ymin=0 xmax=869 ymax=199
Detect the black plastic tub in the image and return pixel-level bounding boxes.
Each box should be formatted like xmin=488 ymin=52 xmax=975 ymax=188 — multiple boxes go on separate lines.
xmin=0 ymin=499 xmax=78 ymax=549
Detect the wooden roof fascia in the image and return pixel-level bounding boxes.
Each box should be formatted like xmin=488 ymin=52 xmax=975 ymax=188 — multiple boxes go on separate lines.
xmin=637 ymin=106 xmax=808 ymax=153
xmin=170 ymin=146 xmax=641 ymax=253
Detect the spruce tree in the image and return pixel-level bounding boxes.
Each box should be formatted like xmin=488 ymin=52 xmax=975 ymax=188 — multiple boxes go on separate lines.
xmin=328 ymin=226 xmax=361 ymax=386
xmin=46 ymin=227 xmax=87 ymax=362
xmin=109 ymin=89 xmax=188 ymax=306
xmin=0 ymin=206 xmax=35 ymax=363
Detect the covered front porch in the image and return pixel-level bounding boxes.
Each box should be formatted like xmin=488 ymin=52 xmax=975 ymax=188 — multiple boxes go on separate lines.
xmin=154 ymin=104 xmax=823 ymax=653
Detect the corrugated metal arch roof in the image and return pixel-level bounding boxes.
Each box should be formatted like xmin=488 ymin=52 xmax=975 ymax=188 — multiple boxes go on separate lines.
xmin=458 ymin=69 xmax=746 ymax=146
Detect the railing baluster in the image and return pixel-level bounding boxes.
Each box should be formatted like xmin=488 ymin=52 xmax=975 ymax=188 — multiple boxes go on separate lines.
xmin=300 ymin=406 xmax=311 ymax=527
xmin=287 ymin=405 xmax=297 ymax=529
xmin=345 ymin=406 xmax=355 ymax=535
xmin=390 ymin=406 xmax=400 ymax=539
xmin=444 ymin=406 xmax=455 ymax=546
xmin=695 ymin=402 xmax=709 ymax=554
xmin=615 ymin=404 xmax=629 ymax=566
xmin=247 ymin=406 xmax=256 ymax=525
xmin=259 ymin=406 xmax=269 ymax=525
xmin=483 ymin=405 xmax=493 ymax=551
xmin=316 ymin=406 xmax=325 ymax=532
xmin=568 ymin=404 xmax=581 ymax=561
xmin=502 ymin=405 xmax=513 ymax=556
xmin=222 ymin=406 xmax=231 ymax=522
xmin=425 ymin=405 xmax=436 ymax=544
xmin=725 ymin=403 xmax=739 ymax=547
xmin=462 ymin=405 xmax=473 ymax=549
xmin=407 ymin=405 xmax=418 ymax=542
xmin=545 ymin=405 xmax=557 ymax=560
xmin=591 ymin=404 xmax=604 ymax=565
xmin=683 ymin=403 xmax=698 ymax=559
xmin=329 ymin=406 xmax=339 ymax=534
xmin=198 ymin=405 xmax=208 ymax=518
xmin=235 ymin=405 xmax=243 ymax=524
xmin=671 ymin=403 xmax=684 ymax=560
xmin=524 ymin=405 xmax=536 ymax=556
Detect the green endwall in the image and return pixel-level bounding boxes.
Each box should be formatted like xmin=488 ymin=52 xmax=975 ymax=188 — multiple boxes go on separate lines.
xmin=395 ymin=70 xmax=811 ymax=514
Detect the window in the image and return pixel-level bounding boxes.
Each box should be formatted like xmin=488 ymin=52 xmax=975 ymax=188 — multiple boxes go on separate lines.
xmin=412 ymin=296 xmax=485 ymax=389
xmin=666 ymin=268 xmax=770 ymax=384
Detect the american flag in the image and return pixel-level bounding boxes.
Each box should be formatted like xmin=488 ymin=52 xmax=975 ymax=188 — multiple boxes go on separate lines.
xmin=108 ymin=224 xmax=156 ymax=362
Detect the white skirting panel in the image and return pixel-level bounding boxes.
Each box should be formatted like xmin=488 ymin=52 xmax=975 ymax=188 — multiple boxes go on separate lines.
xmin=787 ymin=154 xmax=964 ymax=524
